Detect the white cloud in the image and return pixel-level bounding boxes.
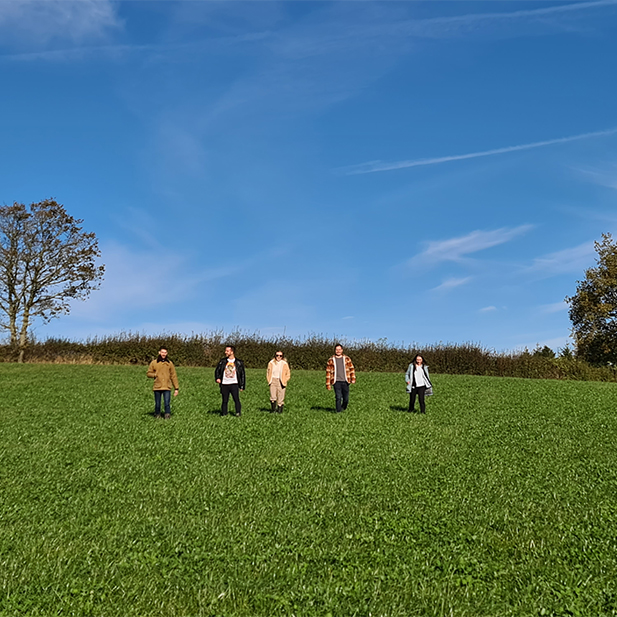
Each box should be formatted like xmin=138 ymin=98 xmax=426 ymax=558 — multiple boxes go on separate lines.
xmin=480 ymin=305 xmax=497 ymax=313
xmin=541 ymin=301 xmax=569 ymax=314
xmin=431 ymin=277 xmax=472 ymax=292
xmin=69 ymin=242 xmax=237 ymax=322
xmin=340 ymin=127 xmax=617 ymax=175
xmin=409 ymin=226 xmax=532 ymax=267
xmin=576 ymin=163 xmax=617 ymax=190
xmin=527 ymin=241 xmax=596 ymax=276
xmin=0 ymin=0 xmax=121 ymax=49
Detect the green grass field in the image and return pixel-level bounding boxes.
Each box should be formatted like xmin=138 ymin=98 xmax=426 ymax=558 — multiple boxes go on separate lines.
xmin=1 ymin=364 xmax=617 ymax=616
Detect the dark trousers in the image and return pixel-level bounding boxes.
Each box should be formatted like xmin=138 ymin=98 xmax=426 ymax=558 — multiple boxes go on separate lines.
xmin=154 ymin=390 xmax=171 ymax=415
xmin=333 ymin=381 xmax=349 ymax=413
xmin=409 ymin=386 xmax=427 ymax=413
xmin=220 ymin=383 xmax=241 ymax=415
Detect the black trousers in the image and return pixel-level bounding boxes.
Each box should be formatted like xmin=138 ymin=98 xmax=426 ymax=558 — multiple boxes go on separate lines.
xmin=220 ymin=383 xmax=241 ymax=415
xmin=333 ymin=381 xmax=349 ymax=412
xmin=409 ymin=386 xmax=427 ymax=413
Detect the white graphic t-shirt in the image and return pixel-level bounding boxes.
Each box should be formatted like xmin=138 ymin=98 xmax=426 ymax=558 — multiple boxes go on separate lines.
xmin=222 ymin=358 xmax=238 ymax=385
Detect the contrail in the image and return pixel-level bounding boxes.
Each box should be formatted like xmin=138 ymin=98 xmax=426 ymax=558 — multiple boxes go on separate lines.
xmin=341 ymin=127 xmax=617 ymax=175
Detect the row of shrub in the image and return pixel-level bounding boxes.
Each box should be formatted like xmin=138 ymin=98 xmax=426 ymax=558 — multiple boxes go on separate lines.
xmin=1 ymin=331 xmax=616 ymax=382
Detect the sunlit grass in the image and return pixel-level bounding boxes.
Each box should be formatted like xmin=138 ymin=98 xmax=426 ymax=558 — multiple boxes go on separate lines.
xmin=1 ymin=364 xmax=616 ymax=616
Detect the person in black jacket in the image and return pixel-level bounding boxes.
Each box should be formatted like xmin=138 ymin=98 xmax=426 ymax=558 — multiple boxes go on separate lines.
xmin=214 ymin=345 xmax=246 ymax=416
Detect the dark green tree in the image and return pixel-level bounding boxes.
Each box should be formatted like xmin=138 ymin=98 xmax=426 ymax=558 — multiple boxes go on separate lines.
xmin=566 ymin=233 xmax=617 ymax=365
xmin=0 ymin=200 xmax=104 ymax=362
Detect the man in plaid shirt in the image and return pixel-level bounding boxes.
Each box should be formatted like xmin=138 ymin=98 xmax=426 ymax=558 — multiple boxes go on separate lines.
xmin=325 ymin=344 xmax=356 ymax=413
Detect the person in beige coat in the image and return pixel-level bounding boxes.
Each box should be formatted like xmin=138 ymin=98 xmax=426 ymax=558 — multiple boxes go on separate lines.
xmin=266 ymin=351 xmax=291 ymax=413
xmin=147 ymin=347 xmax=179 ymax=419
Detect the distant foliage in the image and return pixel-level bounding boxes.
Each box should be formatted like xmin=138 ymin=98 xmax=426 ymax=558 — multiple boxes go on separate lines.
xmin=567 ymin=233 xmax=617 ymax=365
xmin=0 ymin=330 xmax=615 ymax=381
xmin=0 ymin=199 xmax=104 ymax=363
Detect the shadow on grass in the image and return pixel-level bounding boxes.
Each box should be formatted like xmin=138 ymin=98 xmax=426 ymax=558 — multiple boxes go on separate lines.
xmin=310 ymin=405 xmax=336 ymax=413
xmin=390 ymin=405 xmax=408 ymax=412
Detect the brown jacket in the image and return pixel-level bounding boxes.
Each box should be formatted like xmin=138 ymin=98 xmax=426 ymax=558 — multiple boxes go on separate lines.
xmin=266 ymin=359 xmax=291 ymax=386
xmin=147 ymin=359 xmax=179 ymax=391
xmin=326 ymin=355 xmax=356 ymax=387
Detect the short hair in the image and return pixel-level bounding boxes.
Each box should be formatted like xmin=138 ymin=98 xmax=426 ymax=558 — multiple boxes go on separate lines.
xmin=335 ymin=344 xmax=343 ymax=350
xmin=225 ymin=344 xmax=236 ymax=353
xmin=159 ymin=346 xmax=168 ymax=352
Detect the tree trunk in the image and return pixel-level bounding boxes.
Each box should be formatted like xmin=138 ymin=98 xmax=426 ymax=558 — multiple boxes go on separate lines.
xmin=17 ymin=310 xmax=29 ymax=364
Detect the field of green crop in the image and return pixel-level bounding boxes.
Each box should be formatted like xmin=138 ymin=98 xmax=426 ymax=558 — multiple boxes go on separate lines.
xmin=1 ymin=364 xmax=617 ymax=616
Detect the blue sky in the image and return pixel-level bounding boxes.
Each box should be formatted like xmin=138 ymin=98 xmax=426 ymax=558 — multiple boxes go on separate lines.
xmin=2 ymin=0 xmax=617 ymax=352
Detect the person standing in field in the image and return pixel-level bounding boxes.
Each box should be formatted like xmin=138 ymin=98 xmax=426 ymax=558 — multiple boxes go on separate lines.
xmin=405 ymin=354 xmax=433 ymax=414
xmin=267 ymin=350 xmax=291 ymax=413
xmin=215 ymin=345 xmax=246 ymax=417
xmin=325 ymin=344 xmax=356 ymax=413
xmin=146 ymin=346 xmax=179 ymax=419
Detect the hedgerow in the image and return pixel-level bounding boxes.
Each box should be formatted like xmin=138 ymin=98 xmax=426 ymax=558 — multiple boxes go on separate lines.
xmin=0 ymin=331 xmax=615 ymax=381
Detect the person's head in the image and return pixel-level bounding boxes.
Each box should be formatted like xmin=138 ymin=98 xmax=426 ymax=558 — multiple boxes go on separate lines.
xmin=157 ymin=347 xmax=168 ymax=361
xmin=274 ymin=350 xmax=284 ymax=361
xmin=335 ymin=344 xmax=344 ymax=357
xmin=225 ymin=345 xmax=236 ymax=358
xmin=414 ymin=354 xmax=424 ymax=366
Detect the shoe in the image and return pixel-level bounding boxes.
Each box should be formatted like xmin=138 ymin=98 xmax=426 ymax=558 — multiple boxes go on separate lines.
xmin=235 ymin=411 xmax=241 ymax=417
xmin=221 ymin=412 xmax=228 ymax=416
xmin=270 ymin=401 xmax=277 ymax=413
xmin=154 ymin=413 xmax=161 ymax=419
xmin=164 ymin=413 xmax=171 ymax=420
xmin=277 ymin=405 xmax=284 ymax=414
xmin=408 ymin=409 xmax=416 ymax=413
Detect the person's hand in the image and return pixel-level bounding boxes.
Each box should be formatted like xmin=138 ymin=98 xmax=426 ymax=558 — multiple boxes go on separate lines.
xmin=174 ymin=389 xmax=179 ymax=397
xmin=216 ymin=379 xmax=221 ymax=383
xmin=326 ymin=385 xmax=331 ymax=390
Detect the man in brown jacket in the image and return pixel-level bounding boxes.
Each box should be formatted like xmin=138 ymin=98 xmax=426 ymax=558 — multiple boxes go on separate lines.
xmin=325 ymin=344 xmax=356 ymax=413
xmin=147 ymin=347 xmax=179 ymax=419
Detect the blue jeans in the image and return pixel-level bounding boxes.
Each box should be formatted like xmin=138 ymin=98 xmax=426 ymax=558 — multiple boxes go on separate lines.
xmin=333 ymin=381 xmax=349 ymax=412
xmin=154 ymin=390 xmax=171 ymax=415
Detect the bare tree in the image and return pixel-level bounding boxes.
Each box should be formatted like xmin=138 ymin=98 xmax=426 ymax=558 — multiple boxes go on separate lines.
xmin=0 ymin=199 xmax=104 ymax=362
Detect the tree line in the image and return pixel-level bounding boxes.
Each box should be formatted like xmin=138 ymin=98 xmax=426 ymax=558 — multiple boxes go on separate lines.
xmin=1 ymin=199 xmax=617 ymax=372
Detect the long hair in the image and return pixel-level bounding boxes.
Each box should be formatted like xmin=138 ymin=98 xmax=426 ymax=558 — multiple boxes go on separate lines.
xmin=413 ymin=354 xmax=425 ymax=366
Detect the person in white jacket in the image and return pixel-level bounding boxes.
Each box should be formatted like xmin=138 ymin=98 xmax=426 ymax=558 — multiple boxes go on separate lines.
xmin=405 ymin=354 xmax=432 ymax=414
xmin=266 ymin=351 xmax=291 ymax=413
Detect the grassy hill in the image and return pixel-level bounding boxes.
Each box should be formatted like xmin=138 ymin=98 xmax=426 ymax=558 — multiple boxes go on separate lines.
xmin=1 ymin=364 xmax=616 ymax=616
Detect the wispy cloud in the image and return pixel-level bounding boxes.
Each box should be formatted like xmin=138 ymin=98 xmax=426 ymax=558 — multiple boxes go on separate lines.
xmin=409 ymin=226 xmax=532 ymax=267
xmin=341 ymin=127 xmax=617 ymax=175
xmin=576 ymin=163 xmax=617 ymax=190
xmin=541 ymin=301 xmax=569 ymax=314
xmin=480 ymin=305 xmax=498 ymax=313
xmin=431 ymin=277 xmax=472 ymax=292
xmin=0 ymin=0 xmax=122 ymax=49
xmin=527 ymin=241 xmax=596 ymax=276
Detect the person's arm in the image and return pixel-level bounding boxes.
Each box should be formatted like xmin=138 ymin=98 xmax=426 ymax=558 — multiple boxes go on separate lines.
xmin=282 ymin=362 xmax=290 ymax=385
xmin=326 ymin=358 xmax=333 ymax=389
xmin=215 ymin=360 xmax=222 ymax=383
xmin=347 ymin=357 xmax=356 ymax=384
xmin=147 ymin=361 xmax=156 ymax=379
xmin=170 ymin=363 xmax=179 ymax=395
xmin=405 ymin=364 xmax=412 ymax=384
xmin=238 ymin=360 xmax=245 ymax=390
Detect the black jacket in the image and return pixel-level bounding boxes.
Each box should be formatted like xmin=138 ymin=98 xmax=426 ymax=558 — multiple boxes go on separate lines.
xmin=215 ymin=357 xmax=246 ymax=390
